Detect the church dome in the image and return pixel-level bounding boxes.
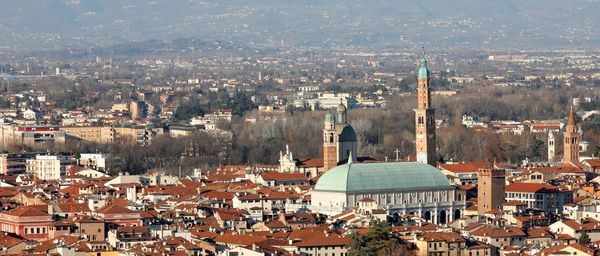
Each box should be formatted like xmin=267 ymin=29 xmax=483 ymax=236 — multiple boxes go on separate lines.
xmin=336 ymin=102 xmax=347 ymax=113
xmin=324 ymin=112 xmax=335 ymax=124
xmin=315 ymin=162 xmax=451 ymax=193
xmin=338 ymin=125 xmax=357 ymax=142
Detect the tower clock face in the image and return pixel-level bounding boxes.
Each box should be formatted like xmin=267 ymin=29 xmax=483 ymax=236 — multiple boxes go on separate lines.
xmin=417 ymin=152 xmax=427 ymax=163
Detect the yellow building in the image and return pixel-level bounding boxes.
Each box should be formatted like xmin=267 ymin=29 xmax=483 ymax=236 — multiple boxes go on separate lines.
xmin=112 ymin=125 xmax=163 ymax=145
xmin=62 ymin=126 xmax=115 ymax=143
xmin=415 ymin=232 xmax=492 ymax=256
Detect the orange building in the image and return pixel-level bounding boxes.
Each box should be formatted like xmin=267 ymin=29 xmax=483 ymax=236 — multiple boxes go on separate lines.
xmin=0 ymin=206 xmax=53 ymax=241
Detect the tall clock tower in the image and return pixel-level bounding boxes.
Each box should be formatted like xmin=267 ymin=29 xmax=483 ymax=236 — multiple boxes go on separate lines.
xmin=414 ymin=55 xmax=437 ymax=166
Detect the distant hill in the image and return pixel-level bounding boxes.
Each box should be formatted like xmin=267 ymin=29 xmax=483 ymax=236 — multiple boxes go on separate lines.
xmin=1 ymin=0 xmax=600 ymax=50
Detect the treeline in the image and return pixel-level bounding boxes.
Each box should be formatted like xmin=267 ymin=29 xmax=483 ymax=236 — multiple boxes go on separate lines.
xmin=3 ymin=86 xmax=598 ymax=175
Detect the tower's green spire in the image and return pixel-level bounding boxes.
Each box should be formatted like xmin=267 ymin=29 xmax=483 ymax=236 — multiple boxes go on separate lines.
xmin=418 ymin=47 xmax=430 ymax=79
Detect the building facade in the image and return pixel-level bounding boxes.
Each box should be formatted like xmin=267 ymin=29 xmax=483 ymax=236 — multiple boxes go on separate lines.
xmin=505 ymin=183 xmax=573 ymax=213
xmin=26 ymin=155 xmax=71 ymax=181
xmin=62 ymin=126 xmax=115 ymax=143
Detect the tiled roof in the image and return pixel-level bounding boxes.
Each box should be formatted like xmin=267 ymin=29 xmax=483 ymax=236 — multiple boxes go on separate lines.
xmin=298 ymin=158 xmax=324 ymax=168
xmin=420 ymin=232 xmax=465 ymax=243
xmin=294 ymin=236 xmax=349 ymax=247
xmin=438 ymin=162 xmax=488 ymax=173
xmin=470 ymin=226 xmax=525 ymax=238
xmin=215 ymin=234 xmax=266 ymax=246
xmin=505 ymin=182 xmax=561 ymax=193
xmin=2 ymin=205 xmax=49 ymax=217
xmin=260 ymin=172 xmax=310 ymax=181
xmin=97 ymin=204 xmax=136 ymax=214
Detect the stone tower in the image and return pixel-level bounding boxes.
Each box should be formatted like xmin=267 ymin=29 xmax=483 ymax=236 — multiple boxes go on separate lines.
xmin=323 ymin=112 xmax=338 ymax=171
xmin=547 ymin=131 xmax=555 ymax=162
xmin=477 ymin=168 xmax=505 ymax=216
xmin=322 ymin=102 xmax=358 ymax=171
xmin=414 ymin=54 xmax=437 ymax=166
xmin=563 ymin=107 xmax=580 ymax=165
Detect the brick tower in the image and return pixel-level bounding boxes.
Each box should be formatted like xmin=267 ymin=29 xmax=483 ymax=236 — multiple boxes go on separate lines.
xmin=414 ymin=53 xmax=437 ymax=166
xmin=477 ymin=168 xmax=505 ymax=215
xmin=563 ymin=107 xmax=580 ymax=166
xmin=322 ymin=102 xmax=357 ymax=171
xmin=323 ymin=112 xmax=338 ymax=171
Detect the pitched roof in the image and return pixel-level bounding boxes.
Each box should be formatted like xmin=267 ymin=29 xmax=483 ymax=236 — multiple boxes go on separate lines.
xmin=260 ymin=172 xmax=310 ymax=181
xmin=539 ymin=243 xmax=594 ymax=256
xmin=97 ymin=204 xmax=136 ymax=214
xmin=2 ymin=205 xmax=49 ymax=217
xmin=505 ymin=182 xmax=561 ymax=193
xmin=215 ymin=234 xmax=266 ymax=246
xmin=470 ymin=226 xmax=526 ymax=238
xmin=294 ymin=236 xmax=349 ymax=247
xmin=420 ymin=232 xmax=465 ymax=243
xmin=298 ymin=158 xmax=324 ymax=168
xmin=438 ymin=162 xmax=488 ymax=173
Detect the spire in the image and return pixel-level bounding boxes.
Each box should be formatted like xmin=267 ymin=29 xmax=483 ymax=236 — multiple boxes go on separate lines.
xmin=567 ymin=105 xmax=576 ymax=127
xmin=348 ymin=151 xmax=353 ymax=165
xmin=418 ymin=48 xmax=430 ymax=79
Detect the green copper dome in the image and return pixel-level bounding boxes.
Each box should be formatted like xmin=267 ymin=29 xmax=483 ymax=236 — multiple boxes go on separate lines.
xmin=418 ymin=58 xmax=430 ymax=79
xmin=315 ymin=161 xmax=450 ymax=193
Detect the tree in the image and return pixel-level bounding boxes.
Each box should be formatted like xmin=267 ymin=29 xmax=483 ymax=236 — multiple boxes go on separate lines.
xmin=174 ymin=99 xmax=205 ymax=121
xmin=347 ymin=221 xmax=405 ymax=256
xmin=579 ymin=232 xmax=591 ymax=244
xmin=231 ymin=92 xmax=254 ymax=115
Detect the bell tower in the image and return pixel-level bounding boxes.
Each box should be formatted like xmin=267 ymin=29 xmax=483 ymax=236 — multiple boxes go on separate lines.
xmin=547 ymin=131 xmax=555 ymax=162
xmin=563 ymin=107 xmax=580 ymax=166
xmin=414 ymin=51 xmax=437 ymax=166
xmin=323 ymin=112 xmax=337 ymax=171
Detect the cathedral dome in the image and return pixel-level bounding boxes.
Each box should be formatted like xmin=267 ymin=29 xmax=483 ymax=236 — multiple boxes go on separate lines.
xmin=336 ymin=102 xmax=347 ymax=113
xmin=315 ymin=162 xmax=451 ymax=193
xmin=338 ymin=125 xmax=357 ymax=142
xmin=325 ymin=112 xmax=335 ymax=124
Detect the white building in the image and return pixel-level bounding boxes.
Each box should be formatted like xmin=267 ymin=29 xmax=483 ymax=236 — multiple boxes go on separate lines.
xmin=79 ymin=153 xmax=109 ymax=171
xmin=26 ymin=155 xmax=70 ymax=180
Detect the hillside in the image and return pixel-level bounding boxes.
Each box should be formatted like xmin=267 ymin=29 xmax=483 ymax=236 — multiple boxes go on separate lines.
xmin=1 ymin=0 xmax=599 ymax=49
